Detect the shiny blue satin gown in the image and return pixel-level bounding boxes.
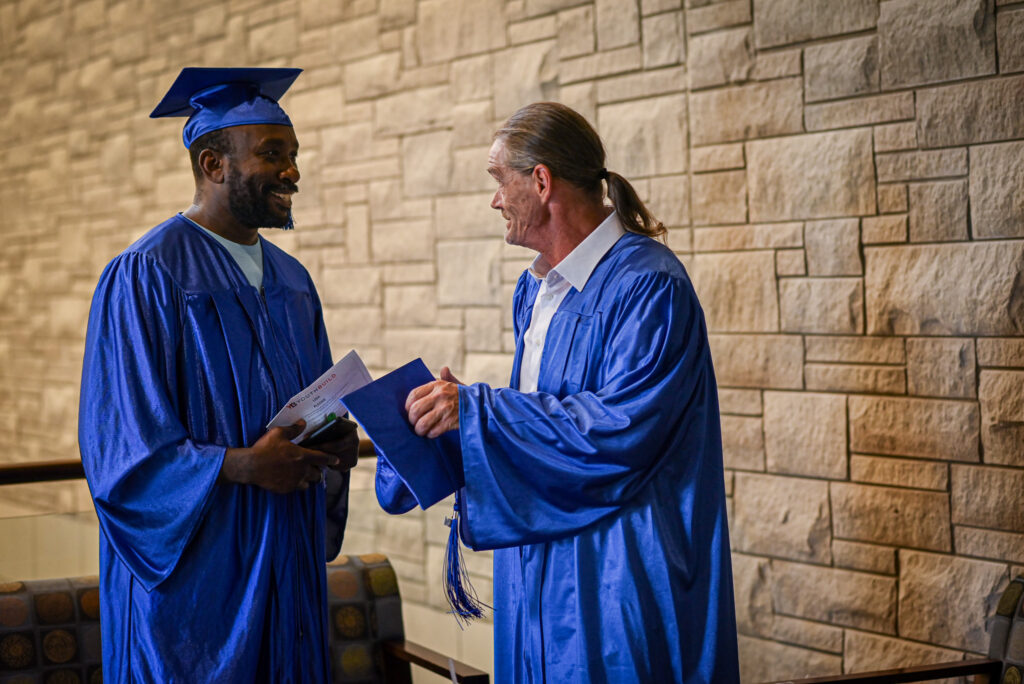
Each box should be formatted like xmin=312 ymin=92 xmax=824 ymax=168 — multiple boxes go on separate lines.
xmin=79 ymin=216 xmax=347 ymax=682
xmin=378 ymin=232 xmax=739 ymax=683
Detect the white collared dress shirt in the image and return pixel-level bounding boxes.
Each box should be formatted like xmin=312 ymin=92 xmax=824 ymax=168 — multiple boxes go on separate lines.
xmin=519 ymin=212 xmax=626 ymax=393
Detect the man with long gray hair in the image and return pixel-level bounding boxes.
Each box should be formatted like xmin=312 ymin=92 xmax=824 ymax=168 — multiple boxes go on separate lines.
xmin=380 ymin=102 xmax=739 ymax=682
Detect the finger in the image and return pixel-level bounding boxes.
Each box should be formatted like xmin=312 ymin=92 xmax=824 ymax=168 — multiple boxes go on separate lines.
xmin=406 ymin=392 xmax=435 ymax=427
xmin=278 ymin=419 xmax=306 ymax=440
xmin=414 ymin=404 xmax=450 ymax=438
xmin=300 ymin=450 xmax=337 ymax=468
xmin=405 ymin=381 xmax=437 ymax=412
xmin=426 ymin=411 xmax=455 ymax=439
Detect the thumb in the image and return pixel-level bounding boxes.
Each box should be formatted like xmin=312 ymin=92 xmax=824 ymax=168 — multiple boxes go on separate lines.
xmin=440 ymin=366 xmax=463 ymax=385
xmin=280 ymin=419 xmax=306 ymax=440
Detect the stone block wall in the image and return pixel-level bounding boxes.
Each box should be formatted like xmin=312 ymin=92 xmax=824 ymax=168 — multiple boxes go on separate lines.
xmin=1 ymin=0 xmax=1023 ymax=679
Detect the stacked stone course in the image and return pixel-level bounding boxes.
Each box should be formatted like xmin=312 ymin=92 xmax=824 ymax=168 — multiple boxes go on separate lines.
xmin=1 ymin=0 xmax=1023 ymax=678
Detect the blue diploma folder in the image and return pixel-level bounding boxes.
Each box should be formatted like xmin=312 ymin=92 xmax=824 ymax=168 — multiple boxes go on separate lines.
xmin=341 ymin=358 xmax=463 ymax=509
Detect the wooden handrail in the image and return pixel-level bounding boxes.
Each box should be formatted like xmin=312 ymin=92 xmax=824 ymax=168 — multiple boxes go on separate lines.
xmin=383 ymin=640 xmax=490 ymax=684
xmin=0 ymin=439 xmax=377 ymax=486
xmin=758 ymin=657 xmax=1002 ymax=684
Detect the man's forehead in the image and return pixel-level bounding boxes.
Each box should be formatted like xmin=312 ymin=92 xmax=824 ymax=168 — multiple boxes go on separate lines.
xmin=487 ymin=138 xmax=506 ymax=168
xmin=233 ymin=123 xmax=299 ymax=147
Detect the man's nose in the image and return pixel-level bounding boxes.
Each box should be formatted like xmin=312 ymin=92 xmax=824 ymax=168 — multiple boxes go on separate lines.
xmin=282 ymin=161 xmax=300 ymax=185
xmin=490 ymin=189 xmax=501 ymax=210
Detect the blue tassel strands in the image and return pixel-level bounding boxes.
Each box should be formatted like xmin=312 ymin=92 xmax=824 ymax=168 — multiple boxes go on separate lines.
xmin=443 ymin=494 xmax=490 ymax=627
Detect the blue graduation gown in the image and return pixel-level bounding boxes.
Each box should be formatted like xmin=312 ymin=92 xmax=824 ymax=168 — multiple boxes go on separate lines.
xmin=79 ymin=215 xmax=347 ymax=682
xmin=378 ymin=232 xmax=739 ymax=683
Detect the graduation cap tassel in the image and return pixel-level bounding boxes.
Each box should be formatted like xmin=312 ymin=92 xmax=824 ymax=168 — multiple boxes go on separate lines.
xmin=443 ymin=495 xmax=488 ymax=627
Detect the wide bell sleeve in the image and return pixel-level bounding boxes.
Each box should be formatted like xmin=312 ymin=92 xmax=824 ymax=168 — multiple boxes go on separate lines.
xmin=79 ymin=253 xmax=225 ymax=591
xmin=457 ymin=271 xmax=715 ymax=550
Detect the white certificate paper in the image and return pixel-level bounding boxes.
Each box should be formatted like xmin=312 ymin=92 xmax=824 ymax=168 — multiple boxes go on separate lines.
xmin=267 ymin=350 xmax=372 ymax=443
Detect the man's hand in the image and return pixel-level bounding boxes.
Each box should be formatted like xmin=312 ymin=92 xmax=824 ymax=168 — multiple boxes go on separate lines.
xmin=308 ymin=429 xmax=360 ymax=472
xmin=220 ymin=420 xmax=340 ymax=494
xmin=406 ymin=366 xmax=463 ymax=438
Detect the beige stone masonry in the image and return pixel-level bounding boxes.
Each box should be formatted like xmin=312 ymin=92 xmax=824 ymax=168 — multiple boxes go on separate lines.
xmin=690 ymin=170 xmax=747 ymax=225
xmin=804 ymin=336 xmax=905 ymax=365
xmin=955 ymin=526 xmax=1024 ymax=565
xmin=779 ymin=278 xmax=864 ymax=334
xmin=719 ymin=388 xmax=763 ymax=415
xmin=917 ymin=74 xmax=1024 ymax=147
xmin=687 ymin=27 xmax=755 ymax=90
xmin=861 ymin=214 xmax=907 ymax=244
xmin=978 ymin=370 xmax=1024 ymax=466
xmin=849 ymin=396 xmax=979 ymax=461
xmin=738 ymin=635 xmax=842 ymax=682
xmin=690 ymin=143 xmax=745 ymax=173
xmin=687 ymin=0 xmax=750 ymax=35
xmin=804 ymin=364 xmax=906 ymax=395
xmin=832 ymin=539 xmax=897 ymax=575
xmin=772 ymin=615 xmax=844 ymax=654
xmin=599 ymin=94 xmax=688 ymax=176
xmin=878 ymin=0 xmax=996 ymax=89
xmin=952 ymin=464 xmax=1024 ymax=531
xmin=804 ymin=92 xmax=914 ymax=132
xmin=750 ymin=48 xmax=802 ymax=80
xmin=748 ymin=129 xmax=876 ymax=222
xmin=865 ymin=242 xmax=1024 ymax=336
xmin=690 ymin=78 xmax=803 ymax=145
xmin=732 ymin=473 xmax=832 ymax=563
xmin=805 ymin=219 xmax=861 ymax=276
xmin=709 ymin=335 xmax=804 ymax=389
xmin=732 ymin=552 xmax=775 ymax=637
xmin=977 ymin=338 xmax=1024 ymax=367
xmin=970 ymin=140 xmax=1024 ymax=239
xmin=721 ymin=415 xmax=766 ymax=471
xmin=999 ymin=8 xmax=1024 ymax=73
xmin=775 ymin=249 xmax=806 ymax=276
xmin=907 ymin=180 xmax=968 ymax=242
xmin=694 ymin=223 xmax=801 ymax=252
xmin=843 ymin=631 xmax=963 ymax=674
xmin=772 ymin=560 xmax=897 ymax=633
xmin=874 ymin=122 xmax=917 ymax=153
xmin=906 ymin=338 xmax=976 ymax=399
xmin=875 ymin=148 xmax=967 ymax=183
xmin=898 ymin=550 xmax=1008 ymax=652
xmin=850 ymin=455 xmax=948 ymax=491
xmin=763 ymin=391 xmax=847 ymax=478
xmin=753 ymin=0 xmax=877 ymax=48
xmin=804 ymin=36 xmax=878 ymax=103
xmin=831 ymin=482 xmax=951 ymax=552
xmin=690 ymin=252 xmax=779 ymax=332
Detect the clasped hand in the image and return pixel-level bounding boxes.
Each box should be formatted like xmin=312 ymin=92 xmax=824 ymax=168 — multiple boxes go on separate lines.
xmin=221 ymin=419 xmax=360 ymax=494
xmin=406 ymin=366 xmax=462 ymax=439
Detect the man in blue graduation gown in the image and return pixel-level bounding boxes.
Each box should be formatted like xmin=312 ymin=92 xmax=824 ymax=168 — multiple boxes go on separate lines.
xmin=78 ymin=68 xmax=357 ymax=681
xmin=378 ymin=102 xmax=740 ymax=682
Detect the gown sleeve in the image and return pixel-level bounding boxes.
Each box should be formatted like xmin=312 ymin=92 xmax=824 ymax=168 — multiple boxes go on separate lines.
xmin=79 ymin=252 xmax=225 ymax=591
xmin=456 ymin=270 xmax=714 ymax=550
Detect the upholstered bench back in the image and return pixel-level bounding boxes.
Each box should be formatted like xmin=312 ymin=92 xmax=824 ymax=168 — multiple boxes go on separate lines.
xmin=0 ymin=576 xmax=102 ymax=682
xmin=325 ymin=553 xmax=405 ymax=683
xmin=991 ymin=575 xmax=1024 ymax=684
xmin=0 ymin=555 xmax=405 ymax=684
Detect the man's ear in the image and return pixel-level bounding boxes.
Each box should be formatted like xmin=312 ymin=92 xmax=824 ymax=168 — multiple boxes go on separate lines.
xmin=197 ymin=148 xmax=227 ymax=184
xmin=532 ymin=163 xmax=552 ymax=203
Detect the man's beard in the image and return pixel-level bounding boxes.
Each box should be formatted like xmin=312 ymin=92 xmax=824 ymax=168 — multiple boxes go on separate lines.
xmin=226 ymin=167 xmax=295 ymax=229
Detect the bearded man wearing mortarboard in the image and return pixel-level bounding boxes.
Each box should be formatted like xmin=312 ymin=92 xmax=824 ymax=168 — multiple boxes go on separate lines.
xmin=78 ymin=68 xmax=358 ymax=681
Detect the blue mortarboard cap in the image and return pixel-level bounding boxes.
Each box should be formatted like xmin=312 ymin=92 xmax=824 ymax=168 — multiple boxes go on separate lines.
xmin=150 ymin=67 xmax=302 ymax=148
